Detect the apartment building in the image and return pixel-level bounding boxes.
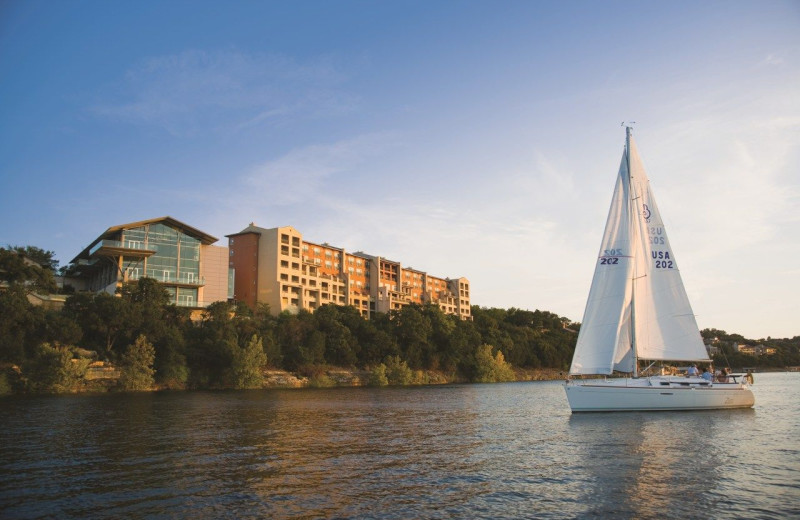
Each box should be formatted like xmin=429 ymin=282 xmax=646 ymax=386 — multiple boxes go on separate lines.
xmin=67 ymin=216 xmax=232 ymax=310
xmin=227 ymin=223 xmax=471 ymax=320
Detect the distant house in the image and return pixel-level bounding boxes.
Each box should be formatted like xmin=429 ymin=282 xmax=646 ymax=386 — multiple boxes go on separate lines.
xmin=753 ymin=344 xmax=777 ymax=356
xmin=734 ymin=343 xmax=776 ymax=356
xmin=705 ymin=344 xmax=720 ymax=356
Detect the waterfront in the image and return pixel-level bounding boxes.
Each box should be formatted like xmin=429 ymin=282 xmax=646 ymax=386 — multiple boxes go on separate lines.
xmin=1 ymin=372 xmax=798 ymax=519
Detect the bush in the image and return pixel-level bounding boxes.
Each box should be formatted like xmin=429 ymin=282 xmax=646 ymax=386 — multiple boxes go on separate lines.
xmin=384 ymin=355 xmax=413 ymax=385
xmin=412 ymin=370 xmax=430 ymax=385
xmin=0 ymin=371 xmax=11 ymax=395
xmin=119 ymin=335 xmax=156 ymax=391
xmin=230 ymin=335 xmax=267 ymax=389
xmin=307 ymin=374 xmax=336 ymax=388
xmin=24 ymin=343 xmax=88 ymax=393
xmin=368 ymin=363 xmax=389 ymax=386
xmin=473 ymin=344 xmax=515 ymax=383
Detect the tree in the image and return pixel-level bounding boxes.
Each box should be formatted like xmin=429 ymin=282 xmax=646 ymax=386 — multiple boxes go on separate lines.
xmin=391 ymin=305 xmax=433 ymax=369
xmin=0 ymin=285 xmax=45 ymax=363
xmin=185 ymin=301 xmax=237 ymax=387
xmin=368 ymin=363 xmax=389 ymax=386
xmin=384 ymin=355 xmax=413 ymax=385
xmin=473 ymin=344 xmax=515 ymax=383
xmin=0 ymin=246 xmax=58 ymax=293
xmin=24 ymin=343 xmax=88 ymax=393
xmin=118 ymin=335 xmax=156 ymax=391
xmin=11 ymin=246 xmax=59 ymax=271
xmin=63 ymin=292 xmax=131 ymax=359
xmin=229 ymin=335 xmax=267 ymax=389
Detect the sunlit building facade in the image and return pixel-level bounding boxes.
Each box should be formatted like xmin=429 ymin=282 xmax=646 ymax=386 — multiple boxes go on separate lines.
xmin=227 ymin=223 xmax=471 ymax=320
xmin=68 ymin=216 xmax=231 ymax=309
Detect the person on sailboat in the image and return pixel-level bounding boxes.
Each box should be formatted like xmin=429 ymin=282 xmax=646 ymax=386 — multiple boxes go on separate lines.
xmin=701 ymin=367 xmax=713 ymax=382
xmin=687 ymin=364 xmax=699 ymax=377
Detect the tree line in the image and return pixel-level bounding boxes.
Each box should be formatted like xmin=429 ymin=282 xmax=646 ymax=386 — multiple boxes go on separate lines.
xmin=0 ymin=246 xmax=577 ymax=393
xmin=2 ymin=245 xmax=797 ymax=394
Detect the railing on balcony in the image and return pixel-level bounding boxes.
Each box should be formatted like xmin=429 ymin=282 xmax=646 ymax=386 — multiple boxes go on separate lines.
xmin=127 ymin=271 xmax=205 ymax=286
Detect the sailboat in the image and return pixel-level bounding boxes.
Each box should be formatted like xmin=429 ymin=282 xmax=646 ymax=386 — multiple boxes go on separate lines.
xmin=564 ymin=127 xmax=755 ymax=412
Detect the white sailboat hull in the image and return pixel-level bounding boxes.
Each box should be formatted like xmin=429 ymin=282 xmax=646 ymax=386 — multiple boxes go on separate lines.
xmin=564 ymin=377 xmax=755 ymax=412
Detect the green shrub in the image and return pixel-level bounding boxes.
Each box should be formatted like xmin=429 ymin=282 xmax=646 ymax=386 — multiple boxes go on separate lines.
xmin=119 ymin=335 xmax=156 ymax=391
xmin=24 ymin=343 xmax=88 ymax=393
xmin=474 ymin=344 xmax=515 ymax=383
xmin=0 ymin=371 xmax=11 ymax=395
xmin=368 ymin=363 xmax=389 ymax=386
xmin=230 ymin=335 xmax=267 ymax=389
xmin=412 ymin=370 xmax=430 ymax=385
xmin=307 ymin=374 xmax=335 ymax=388
xmin=384 ymin=355 xmax=413 ymax=385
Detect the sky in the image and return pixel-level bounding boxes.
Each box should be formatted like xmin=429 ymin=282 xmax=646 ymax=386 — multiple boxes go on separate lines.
xmin=1 ymin=0 xmax=798 ymax=339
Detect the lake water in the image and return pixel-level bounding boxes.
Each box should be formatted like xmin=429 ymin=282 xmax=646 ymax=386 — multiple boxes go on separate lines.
xmin=1 ymin=372 xmax=798 ymax=519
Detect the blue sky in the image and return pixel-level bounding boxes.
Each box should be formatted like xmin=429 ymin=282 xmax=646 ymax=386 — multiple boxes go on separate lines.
xmin=1 ymin=1 xmax=798 ymax=339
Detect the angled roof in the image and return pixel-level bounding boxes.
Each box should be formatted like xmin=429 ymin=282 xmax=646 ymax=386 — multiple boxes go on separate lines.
xmin=71 ymin=216 xmax=218 ymax=263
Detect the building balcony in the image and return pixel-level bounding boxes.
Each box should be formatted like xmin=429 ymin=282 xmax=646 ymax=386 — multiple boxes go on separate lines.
xmin=89 ymin=240 xmax=157 ymax=258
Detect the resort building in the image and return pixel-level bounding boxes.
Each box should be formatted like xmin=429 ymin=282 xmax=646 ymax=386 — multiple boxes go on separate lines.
xmin=67 ymin=217 xmax=232 ymax=310
xmin=227 ymin=223 xmax=471 ymax=320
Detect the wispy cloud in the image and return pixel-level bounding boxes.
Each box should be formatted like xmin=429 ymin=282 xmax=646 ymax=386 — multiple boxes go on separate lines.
xmin=241 ymin=132 xmax=398 ymax=205
xmin=92 ymin=49 xmax=357 ymax=135
xmin=762 ymin=53 xmax=785 ymax=66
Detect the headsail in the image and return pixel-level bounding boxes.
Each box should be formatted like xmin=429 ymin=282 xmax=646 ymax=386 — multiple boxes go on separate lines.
xmin=569 ymin=131 xmax=708 ymax=376
xmin=569 ymin=152 xmax=636 ymax=375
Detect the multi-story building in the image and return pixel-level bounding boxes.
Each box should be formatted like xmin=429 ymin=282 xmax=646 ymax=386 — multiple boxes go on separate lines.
xmin=227 ymin=223 xmax=471 ymax=320
xmin=67 ymin=216 xmax=231 ymax=311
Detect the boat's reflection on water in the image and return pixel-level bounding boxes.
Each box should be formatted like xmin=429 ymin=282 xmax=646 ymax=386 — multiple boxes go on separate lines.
xmin=568 ymin=408 xmax=756 ymax=518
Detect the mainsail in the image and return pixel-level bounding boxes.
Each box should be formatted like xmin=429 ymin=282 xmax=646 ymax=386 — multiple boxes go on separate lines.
xmin=569 ymin=130 xmax=708 ymax=376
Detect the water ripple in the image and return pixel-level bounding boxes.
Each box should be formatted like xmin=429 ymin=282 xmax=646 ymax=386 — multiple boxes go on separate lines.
xmin=1 ymin=375 xmax=798 ymax=519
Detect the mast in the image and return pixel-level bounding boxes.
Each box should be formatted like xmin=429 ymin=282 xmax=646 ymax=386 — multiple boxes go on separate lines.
xmin=626 ymin=125 xmax=639 ymax=378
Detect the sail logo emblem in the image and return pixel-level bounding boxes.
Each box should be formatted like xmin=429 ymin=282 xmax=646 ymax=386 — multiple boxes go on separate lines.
xmin=642 ymin=203 xmax=651 ymax=223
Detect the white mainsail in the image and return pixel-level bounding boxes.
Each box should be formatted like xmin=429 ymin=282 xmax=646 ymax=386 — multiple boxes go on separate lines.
xmin=569 ymin=130 xmax=708 ymax=376
xmin=627 ymin=137 xmax=709 ymax=363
